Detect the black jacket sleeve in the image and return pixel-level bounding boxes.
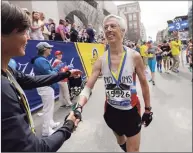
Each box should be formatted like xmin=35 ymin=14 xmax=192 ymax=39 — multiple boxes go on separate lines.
xmin=10 ymin=68 xmax=71 ymax=90
xmin=1 ymin=77 xmax=72 ymax=152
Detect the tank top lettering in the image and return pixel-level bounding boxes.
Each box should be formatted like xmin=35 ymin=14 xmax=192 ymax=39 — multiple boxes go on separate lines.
xmin=101 ymin=47 xmax=137 ymax=110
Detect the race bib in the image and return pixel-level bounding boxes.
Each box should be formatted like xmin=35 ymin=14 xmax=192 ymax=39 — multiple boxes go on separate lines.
xmin=106 ymin=88 xmax=131 ymax=99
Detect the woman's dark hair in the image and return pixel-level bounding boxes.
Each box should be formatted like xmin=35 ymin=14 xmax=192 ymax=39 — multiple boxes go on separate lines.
xmin=2 ymin=2 xmax=31 ymax=35
xmin=59 ymin=19 xmax=64 ymax=25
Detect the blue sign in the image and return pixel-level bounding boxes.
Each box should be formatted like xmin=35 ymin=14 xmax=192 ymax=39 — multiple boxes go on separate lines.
xmin=168 ymin=20 xmax=188 ymax=32
xmin=13 ymin=40 xmax=86 ymax=111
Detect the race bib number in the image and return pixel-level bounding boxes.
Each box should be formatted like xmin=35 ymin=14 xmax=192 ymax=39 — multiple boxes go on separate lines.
xmin=106 ymin=89 xmax=131 ymax=99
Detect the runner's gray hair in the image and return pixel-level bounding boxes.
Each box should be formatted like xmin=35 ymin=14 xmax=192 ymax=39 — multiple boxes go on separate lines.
xmin=103 ymin=14 xmax=127 ymax=36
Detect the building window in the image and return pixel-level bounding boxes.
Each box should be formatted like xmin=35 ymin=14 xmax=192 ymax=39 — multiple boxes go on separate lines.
xmin=126 ymin=7 xmax=130 ymax=12
xmin=121 ymin=7 xmax=125 ymax=12
xmin=129 ymin=22 xmax=133 ymax=28
xmin=133 ymin=6 xmax=136 ymax=11
xmin=133 ymin=13 xmax=137 ymax=20
xmin=129 ymin=7 xmax=133 ymax=12
xmin=129 ymin=14 xmax=132 ymax=21
xmin=134 ymin=29 xmax=137 ymax=33
xmin=133 ymin=21 xmax=137 ymax=29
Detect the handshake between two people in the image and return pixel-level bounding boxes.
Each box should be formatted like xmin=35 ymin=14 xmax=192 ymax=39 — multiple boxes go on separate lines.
xmin=62 ymin=105 xmax=82 ymax=132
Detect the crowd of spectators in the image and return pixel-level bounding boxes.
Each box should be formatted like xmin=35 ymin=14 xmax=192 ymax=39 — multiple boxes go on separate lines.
xmin=23 ymin=8 xmax=107 ymax=44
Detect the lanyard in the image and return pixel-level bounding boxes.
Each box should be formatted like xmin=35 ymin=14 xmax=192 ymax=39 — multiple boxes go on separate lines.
xmin=107 ymin=46 xmax=127 ymax=86
xmin=6 ymin=70 xmax=36 ymax=134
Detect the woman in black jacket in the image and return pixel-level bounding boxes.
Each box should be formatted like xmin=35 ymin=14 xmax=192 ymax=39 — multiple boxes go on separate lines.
xmin=1 ymin=2 xmax=82 ymax=152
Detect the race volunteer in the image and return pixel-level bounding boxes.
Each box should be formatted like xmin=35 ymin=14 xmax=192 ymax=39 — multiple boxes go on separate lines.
xmin=2 ymin=2 xmax=81 ymax=151
xmin=72 ymin=14 xmax=153 ymax=152
xmin=170 ymin=37 xmax=182 ymax=73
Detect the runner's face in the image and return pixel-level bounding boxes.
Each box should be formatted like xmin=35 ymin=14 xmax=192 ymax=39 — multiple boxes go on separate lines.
xmin=2 ymin=29 xmax=30 ymax=57
xmin=103 ymin=18 xmax=123 ymax=44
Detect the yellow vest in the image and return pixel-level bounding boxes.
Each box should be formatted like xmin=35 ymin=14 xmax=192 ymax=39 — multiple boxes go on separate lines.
xmin=171 ymin=40 xmax=181 ymax=56
xmin=140 ymin=45 xmax=148 ymax=57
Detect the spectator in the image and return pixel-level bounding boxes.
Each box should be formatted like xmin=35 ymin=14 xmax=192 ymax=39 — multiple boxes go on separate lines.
xmin=101 ymin=38 xmax=109 ymax=51
xmin=54 ymin=19 xmax=66 ymax=41
xmin=52 ymin=51 xmax=73 ymax=107
xmin=47 ymin=18 xmax=56 ymax=40
xmin=22 ymin=8 xmax=31 ymax=16
xmin=31 ymin=42 xmax=65 ymax=136
xmin=70 ymin=23 xmax=78 ymax=42
xmin=39 ymin=12 xmax=51 ymax=40
xmin=2 ymin=2 xmax=81 ymax=151
xmin=77 ymin=25 xmax=81 ymax=32
xmin=78 ymin=28 xmax=88 ymax=42
xmin=86 ymin=24 xmax=95 ymax=43
xmin=30 ymin=11 xmax=44 ymax=40
xmin=64 ymin=19 xmax=71 ymax=41
xmin=22 ymin=8 xmax=31 ymax=36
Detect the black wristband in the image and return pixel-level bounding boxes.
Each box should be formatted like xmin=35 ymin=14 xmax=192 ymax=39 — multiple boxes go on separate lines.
xmin=62 ymin=120 xmax=74 ymax=133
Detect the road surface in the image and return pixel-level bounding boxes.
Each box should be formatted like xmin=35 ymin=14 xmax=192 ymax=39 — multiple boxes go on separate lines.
xmin=33 ymin=65 xmax=192 ymax=152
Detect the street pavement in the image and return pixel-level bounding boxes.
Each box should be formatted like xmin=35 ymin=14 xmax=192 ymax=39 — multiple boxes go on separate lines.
xmin=32 ymin=64 xmax=192 ymax=152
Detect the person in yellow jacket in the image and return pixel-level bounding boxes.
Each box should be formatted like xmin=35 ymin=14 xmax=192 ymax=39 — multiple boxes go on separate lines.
xmin=170 ymin=37 xmax=181 ymax=73
xmin=140 ymin=42 xmax=148 ymax=67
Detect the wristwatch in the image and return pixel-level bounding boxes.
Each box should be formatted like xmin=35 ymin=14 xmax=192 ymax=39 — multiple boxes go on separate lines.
xmin=145 ymin=106 xmax=152 ymax=111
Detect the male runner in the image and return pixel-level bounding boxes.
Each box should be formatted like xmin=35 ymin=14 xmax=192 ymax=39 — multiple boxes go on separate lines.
xmin=156 ymin=44 xmax=163 ymax=73
xmin=160 ymin=40 xmax=171 ymax=73
xmin=72 ymin=14 xmax=153 ymax=152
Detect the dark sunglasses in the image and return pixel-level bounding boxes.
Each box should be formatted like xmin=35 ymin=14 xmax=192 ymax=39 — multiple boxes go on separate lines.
xmin=45 ymin=47 xmax=51 ymax=49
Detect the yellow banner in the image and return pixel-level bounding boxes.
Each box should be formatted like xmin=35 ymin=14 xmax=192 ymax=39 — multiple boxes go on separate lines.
xmin=75 ymin=43 xmax=105 ymax=77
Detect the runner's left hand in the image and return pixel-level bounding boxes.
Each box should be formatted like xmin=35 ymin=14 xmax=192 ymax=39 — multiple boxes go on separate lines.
xmin=142 ymin=112 xmax=153 ymax=127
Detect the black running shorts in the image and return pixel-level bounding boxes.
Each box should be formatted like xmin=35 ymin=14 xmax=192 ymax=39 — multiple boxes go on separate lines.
xmin=104 ymin=103 xmax=142 ymax=137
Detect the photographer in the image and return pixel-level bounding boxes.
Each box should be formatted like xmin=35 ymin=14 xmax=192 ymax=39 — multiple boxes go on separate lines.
xmin=2 ymin=2 xmax=81 ymax=151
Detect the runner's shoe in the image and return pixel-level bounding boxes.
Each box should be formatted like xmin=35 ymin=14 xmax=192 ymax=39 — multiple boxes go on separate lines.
xmin=152 ymin=81 xmax=155 ymax=85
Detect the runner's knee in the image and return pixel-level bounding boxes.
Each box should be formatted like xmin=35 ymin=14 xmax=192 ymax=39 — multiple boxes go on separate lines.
xmin=114 ymin=134 xmax=126 ymax=145
xmin=127 ymin=145 xmax=140 ymax=152
xmin=126 ymin=134 xmax=140 ymax=152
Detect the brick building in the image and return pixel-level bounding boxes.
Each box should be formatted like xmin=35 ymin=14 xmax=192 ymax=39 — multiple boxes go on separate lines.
xmin=117 ymin=2 xmax=141 ymax=42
